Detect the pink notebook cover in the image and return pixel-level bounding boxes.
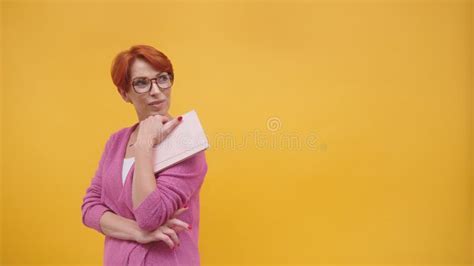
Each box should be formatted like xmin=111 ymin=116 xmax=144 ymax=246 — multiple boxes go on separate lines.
xmin=152 ymin=110 xmax=209 ymax=173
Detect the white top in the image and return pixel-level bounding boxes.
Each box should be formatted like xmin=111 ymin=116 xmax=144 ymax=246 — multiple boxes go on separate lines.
xmin=122 ymin=157 xmax=135 ymax=185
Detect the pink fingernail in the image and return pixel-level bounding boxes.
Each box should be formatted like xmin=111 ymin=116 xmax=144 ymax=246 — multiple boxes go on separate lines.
xmin=178 ymin=116 xmax=183 ymax=122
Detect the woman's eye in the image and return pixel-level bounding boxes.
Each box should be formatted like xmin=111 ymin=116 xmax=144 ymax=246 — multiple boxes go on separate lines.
xmin=134 ymin=79 xmax=148 ymax=86
xmin=159 ymin=75 xmax=169 ymax=82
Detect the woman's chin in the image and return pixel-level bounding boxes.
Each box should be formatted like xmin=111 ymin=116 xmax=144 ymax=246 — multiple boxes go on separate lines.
xmin=141 ymin=106 xmax=169 ymax=118
xmin=151 ymin=109 xmax=167 ymax=116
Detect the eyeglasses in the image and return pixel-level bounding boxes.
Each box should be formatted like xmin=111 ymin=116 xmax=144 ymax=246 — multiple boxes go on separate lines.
xmin=131 ymin=72 xmax=173 ymax=94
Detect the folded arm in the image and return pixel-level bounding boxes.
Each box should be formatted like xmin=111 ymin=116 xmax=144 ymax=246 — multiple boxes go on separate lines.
xmin=131 ymin=148 xmax=208 ymax=232
xmin=99 ymin=211 xmax=141 ymax=241
xmin=81 ymin=134 xmax=146 ymax=242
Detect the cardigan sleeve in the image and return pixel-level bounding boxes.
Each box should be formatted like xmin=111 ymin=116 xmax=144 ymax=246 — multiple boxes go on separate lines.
xmin=81 ymin=134 xmax=115 ymax=235
xmin=132 ymin=151 xmax=208 ymax=232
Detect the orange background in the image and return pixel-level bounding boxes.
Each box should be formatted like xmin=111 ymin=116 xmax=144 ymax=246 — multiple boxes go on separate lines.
xmin=1 ymin=0 xmax=473 ymax=265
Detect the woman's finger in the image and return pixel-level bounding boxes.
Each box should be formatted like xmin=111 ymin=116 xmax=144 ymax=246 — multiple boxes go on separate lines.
xmin=172 ymin=206 xmax=189 ymax=217
xmin=157 ymin=115 xmax=170 ymax=124
xmin=166 ymin=218 xmax=190 ymax=231
xmin=161 ymin=226 xmax=180 ymax=247
xmin=161 ymin=116 xmax=182 ymax=138
xmin=170 ymin=225 xmax=186 ymax=233
xmin=154 ymin=231 xmax=175 ymax=249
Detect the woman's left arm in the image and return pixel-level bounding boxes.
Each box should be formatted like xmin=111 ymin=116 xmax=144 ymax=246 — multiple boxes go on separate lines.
xmin=131 ymin=149 xmax=208 ymax=232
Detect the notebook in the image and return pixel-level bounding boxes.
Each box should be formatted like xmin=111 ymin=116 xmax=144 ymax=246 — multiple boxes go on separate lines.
xmin=152 ymin=110 xmax=209 ymax=173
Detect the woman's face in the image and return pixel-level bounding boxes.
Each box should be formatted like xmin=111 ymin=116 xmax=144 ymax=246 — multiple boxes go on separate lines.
xmin=119 ymin=57 xmax=172 ymax=121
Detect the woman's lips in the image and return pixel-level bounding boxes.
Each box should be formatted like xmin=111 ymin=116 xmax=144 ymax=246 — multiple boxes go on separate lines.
xmin=149 ymin=100 xmax=166 ymax=107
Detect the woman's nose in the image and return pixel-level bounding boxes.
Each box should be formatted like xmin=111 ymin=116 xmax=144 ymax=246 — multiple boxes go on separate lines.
xmin=149 ymin=80 xmax=162 ymax=95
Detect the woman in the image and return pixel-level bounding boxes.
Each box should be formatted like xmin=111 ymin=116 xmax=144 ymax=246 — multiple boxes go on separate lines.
xmin=81 ymin=44 xmax=208 ymax=265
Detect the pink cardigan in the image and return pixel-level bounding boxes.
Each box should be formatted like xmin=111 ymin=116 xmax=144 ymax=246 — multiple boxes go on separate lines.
xmin=81 ymin=122 xmax=208 ymax=265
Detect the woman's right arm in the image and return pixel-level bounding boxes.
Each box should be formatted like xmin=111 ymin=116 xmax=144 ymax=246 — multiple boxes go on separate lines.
xmin=81 ymin=135 xmax=115 ymax=235
xmin=100 ymin=208 xmax=190 ymax=248
xmin=80 ymin=134 xmax=188 ymax=248
xmin=80 ymin=135 xmax=151 ymax=241
xmin=81 ymin=134 xmax=144 ymax=241
xmin=99 ymin=211 xmax=141 ymax=241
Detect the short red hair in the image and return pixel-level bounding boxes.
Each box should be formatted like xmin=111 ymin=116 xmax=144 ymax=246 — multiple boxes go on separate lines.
xmin=111 ymin=44 xmax=174 ymax=93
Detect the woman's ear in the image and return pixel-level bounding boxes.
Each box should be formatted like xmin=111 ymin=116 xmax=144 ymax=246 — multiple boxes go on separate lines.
xmin=118 ymin=88 xmax=132 ymax=103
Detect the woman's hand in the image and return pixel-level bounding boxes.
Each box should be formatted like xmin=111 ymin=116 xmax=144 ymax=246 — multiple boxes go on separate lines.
xmin=135 ymin=114 xmax=182 ymax=148
xmin=134 ymin=206 xmax=191 ymax=249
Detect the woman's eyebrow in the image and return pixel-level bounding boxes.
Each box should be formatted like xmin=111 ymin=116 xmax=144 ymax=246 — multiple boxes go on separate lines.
xmin=132 ymin=72 xmax=164 ymax=79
